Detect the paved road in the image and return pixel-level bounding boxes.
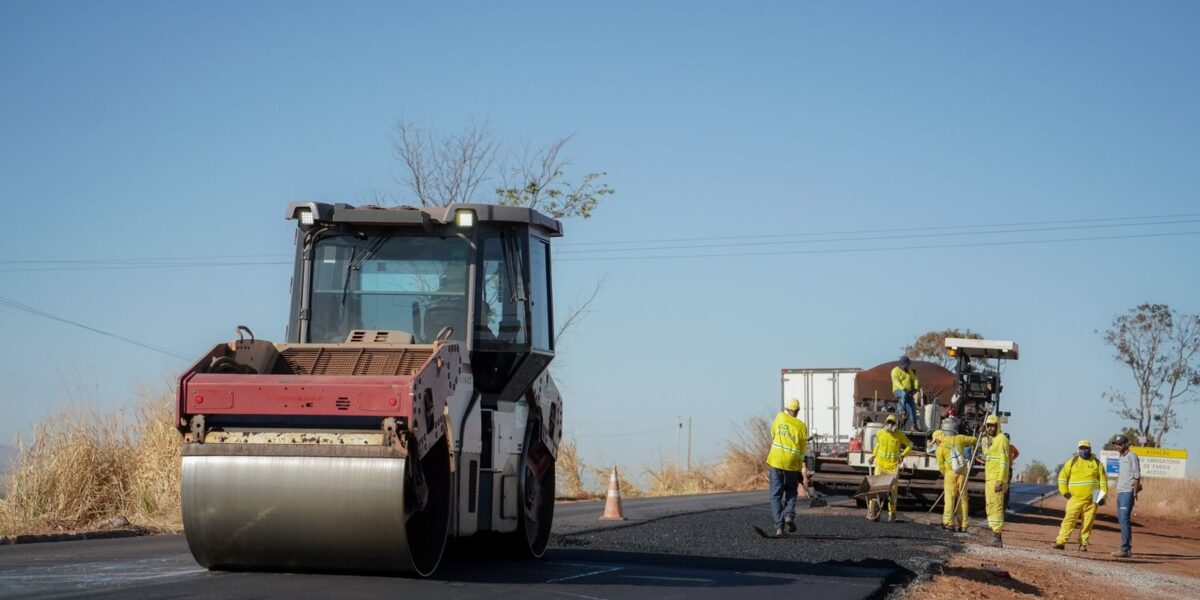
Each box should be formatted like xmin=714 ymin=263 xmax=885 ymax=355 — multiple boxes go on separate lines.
xmin=1008 ymin=483 xmax=1058 ymax=513
xmin=0 ymin=488 xmax=1056 ymax=600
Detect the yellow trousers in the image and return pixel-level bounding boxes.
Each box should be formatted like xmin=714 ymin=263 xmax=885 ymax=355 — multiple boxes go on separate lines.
xmin=868 ymin=464 xmax=899 ymax=517
xmin=1056 ymin=497 xmax=1098 ymax=545
xmin=942 ymin=473 xmax=968 ymax=528
xmin=985 ymin=480 xmax=1007 ymax=533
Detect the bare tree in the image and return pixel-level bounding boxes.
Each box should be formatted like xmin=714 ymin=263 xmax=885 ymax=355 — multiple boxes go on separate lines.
xmin=555 ymin=276 xmax=605 ymax=343
xmin=390 ymin=117 xmax=612 ymax=218
xmin=390 ymin=117 xmax=614 ymax=348
xmin=1102 ymin=303 xmax=1200 ymax=447
xmin=391 ymin=117 xmax=501 ymax=207
xmin=903 ymin=329 xmax=984 ymax=370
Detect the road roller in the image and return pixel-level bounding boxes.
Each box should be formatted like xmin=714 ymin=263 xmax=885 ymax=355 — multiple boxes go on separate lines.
xmin=176 ymin=202 xmax=564 ymax=576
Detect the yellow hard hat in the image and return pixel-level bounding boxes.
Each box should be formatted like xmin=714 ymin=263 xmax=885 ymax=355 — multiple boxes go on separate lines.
xmin=885 ymin=414 xmax=898 ymax=424
xmin=1077 ymin=439 xmax=1091 ymax=449
xmin=931 ymin=430 xmax=945 ymax=443
xmin=785 ymin=398 xmax=800 ymax=411
xmin=985 ymin=414 xmax=999 ymax=425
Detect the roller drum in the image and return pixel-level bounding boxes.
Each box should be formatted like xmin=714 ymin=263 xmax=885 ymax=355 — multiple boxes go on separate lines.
xmin=182 ymin=448 xmax=448 ymax=576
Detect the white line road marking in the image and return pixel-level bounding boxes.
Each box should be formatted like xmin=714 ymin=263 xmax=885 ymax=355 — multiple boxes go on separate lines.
xmin=545 ymin=566 xmax=624 ymax=583
xmin=552 ymin=592 xmax=610 ymax=600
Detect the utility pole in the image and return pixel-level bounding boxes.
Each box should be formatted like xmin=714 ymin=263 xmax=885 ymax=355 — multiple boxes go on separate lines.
xmin=687 ymin=417 xmax=692 ymax=471
xmin=676 ymin=417 xmax=682 ymax=465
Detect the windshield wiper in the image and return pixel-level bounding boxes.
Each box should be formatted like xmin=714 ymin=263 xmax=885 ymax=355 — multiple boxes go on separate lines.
xmin=340 ymin=236 xmax=389 ymax=305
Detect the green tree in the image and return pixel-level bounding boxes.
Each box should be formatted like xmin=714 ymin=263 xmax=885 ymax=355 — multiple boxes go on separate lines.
xmin=1101 ymin=303 xmax=1200 ymax=447
xmin=1022 ymin=460 xmax=1051 ymax=484
xmin=1103 ymin=426 xmax=1157 ymax=450
xmin=904 ymin=329 xmax=984 ymax=370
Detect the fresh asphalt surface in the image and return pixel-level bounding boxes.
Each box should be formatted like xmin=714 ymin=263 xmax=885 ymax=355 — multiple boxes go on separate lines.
xmin=0 ymin=485 xmax=1056 ymax=599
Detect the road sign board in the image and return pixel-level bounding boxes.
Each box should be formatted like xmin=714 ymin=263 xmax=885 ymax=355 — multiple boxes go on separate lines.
xmin=1099 ymin=450 xmax=1120 ymax=477
xmin=1131 ymin=446 xmax=1188 ymax=479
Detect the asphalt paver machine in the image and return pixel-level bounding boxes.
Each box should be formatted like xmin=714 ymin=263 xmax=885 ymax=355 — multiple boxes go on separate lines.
xmin=177 ymin=202 xmax=564 ymax=576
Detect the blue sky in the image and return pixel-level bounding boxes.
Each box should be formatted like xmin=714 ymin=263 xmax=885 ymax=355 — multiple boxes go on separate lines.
xmin=2 ymin=1 xmax=1198 ymax=481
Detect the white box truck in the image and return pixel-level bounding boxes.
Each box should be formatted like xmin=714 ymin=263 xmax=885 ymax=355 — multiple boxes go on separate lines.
xmin=780 ymin=368 xmax=860 ymax=448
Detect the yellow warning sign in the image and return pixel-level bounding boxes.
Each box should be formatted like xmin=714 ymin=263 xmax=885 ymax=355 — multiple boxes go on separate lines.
xmin=1131 ymin=447 xmax=1187 ymax=460
xmin=1131 ymin=447 xmax=1188 ymax=479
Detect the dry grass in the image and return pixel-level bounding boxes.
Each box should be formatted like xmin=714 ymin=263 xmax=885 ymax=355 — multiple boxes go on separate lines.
xmin=0 ymin=392 xmax=181 ymax=535
xmin=634 ymin=415 xmax=774 ymax=497
xmin=592 ymin=465 xmax=644 ymax=498
xmin=709 ymin=415 xmax=771 ymax=491
xmin=643 ymin=459 xmax=719 ymax=496
xmin=1135 ymin=477 xmax=1200 ymax=521
xmin=555 ymin=438 xmax=588 ymax=500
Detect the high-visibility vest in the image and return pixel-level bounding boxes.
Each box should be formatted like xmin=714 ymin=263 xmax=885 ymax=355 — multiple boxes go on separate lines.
xmin=766 ymin=412 xmax=808 ymax=472
xmin=1057 ymin=454 xmax=1108 ymax=500
xmin=984 ymin=431 xmax=1010 ymax=481
xmin=936 ymin=435 xmax=977 ymax=475
xmin=873 ymin=428 xmax=912 ymax=470
xmin=891 ymin=367 xmax=920 ymax=393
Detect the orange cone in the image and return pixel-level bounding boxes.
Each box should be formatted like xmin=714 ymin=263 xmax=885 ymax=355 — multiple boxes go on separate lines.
xmin=599 ymin=466 xmax=626 ymax=521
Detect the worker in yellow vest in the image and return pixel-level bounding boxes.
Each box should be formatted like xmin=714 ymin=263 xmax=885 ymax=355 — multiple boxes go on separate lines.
xmin=1054 ymin=440 xmax=1108 ymax=551
xmin=982 ymin=414 xmax=1010 ymax=547
xmin=931 ymin=429 xmax=977 ymax=532
xmin=868 ymin=414 xmax=912 ymax=522
xmin=891 ymin=356 xmax=922 ymax=431
xmin=765 ymin=398 xmax=809 ymax=537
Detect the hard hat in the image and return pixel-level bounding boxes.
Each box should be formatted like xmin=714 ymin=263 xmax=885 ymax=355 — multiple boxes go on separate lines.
xmin=885 ymin=414 xmax=898 ymax=424
xmin=785 ymin=398 xmax=800 ymax=411
xmin=985 ymin=414 xmax=999 ymax=425
xmin=1077 ymin=439 xmax=1091 ymax=449
xmin=931 ymin=430 xmax=945 ymax=443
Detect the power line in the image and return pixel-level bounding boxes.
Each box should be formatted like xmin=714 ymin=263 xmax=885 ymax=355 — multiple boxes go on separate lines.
xmin=0 ymin=261 xmax=291 ymax=273
xmin=557 ymin=211 xmax=1200 ymax=247
xmin=0 ymin=253 xmax=290 ymax=265
xmin=555 ymin=230 xmax=1200 ymax=261
xmin=0 ymin=295 xmax=191 ymax=360
xmin=2 ymin=212 xmax=1197 ymax=271
xmin=556 ymin=217 xmax=1200 ymax=254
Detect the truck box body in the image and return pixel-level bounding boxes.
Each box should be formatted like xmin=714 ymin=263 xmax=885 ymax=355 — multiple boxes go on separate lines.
xmin=780 ymin=368 xmax=860 ymax=447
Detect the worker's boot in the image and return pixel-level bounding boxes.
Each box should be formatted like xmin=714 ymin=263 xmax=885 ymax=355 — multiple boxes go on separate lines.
xmin=772 ymin=528 xmax=785 ymax=538
xmin=887 ymin=513 xmax=897 ymax=523
xmin=1078 ymin=543 xmax=1088 ymax=552
xmin=785 ymin=517 xmax=796 ymax=533
xmin=941 ymin=523 xmax=955 ymax=532
xmin=1111 ymin=549 xmax=1130 ymax=558
xmin=992 ymin=533 xmax=1003 ymax=548
xmin=1053 ymin=542 xmax=1065 ymax=550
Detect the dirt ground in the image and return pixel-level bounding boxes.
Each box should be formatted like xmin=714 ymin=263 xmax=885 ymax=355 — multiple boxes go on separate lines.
xmin=903 ymin=494 xmax=1200 ymax=599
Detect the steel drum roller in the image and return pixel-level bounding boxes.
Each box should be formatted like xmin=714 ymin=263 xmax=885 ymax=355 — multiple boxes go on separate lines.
xmin=182 ymin=445 xmax=449 ymax=575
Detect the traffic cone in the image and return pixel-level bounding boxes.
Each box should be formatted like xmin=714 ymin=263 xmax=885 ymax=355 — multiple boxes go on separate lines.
xmin=599 ymin=466 xmax=626 ymax=521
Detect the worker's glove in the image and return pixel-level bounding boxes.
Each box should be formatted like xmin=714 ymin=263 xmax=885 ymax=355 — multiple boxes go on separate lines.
xmin=1062 ymin=492 xmax=1072 ymax=499
xmin=994 ymin=481 xmax=1003 ymax=492
xmin=867 ymin=455 xmax=875 ymax=464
